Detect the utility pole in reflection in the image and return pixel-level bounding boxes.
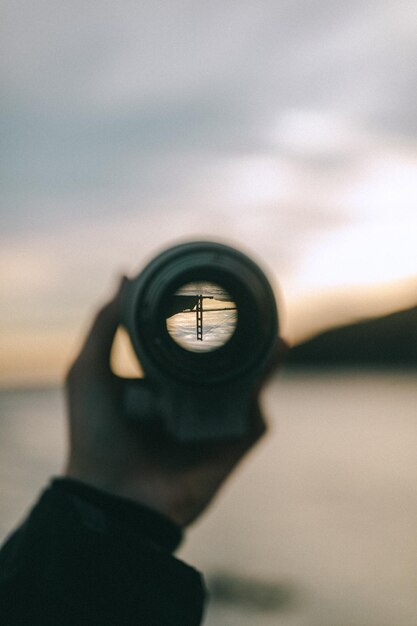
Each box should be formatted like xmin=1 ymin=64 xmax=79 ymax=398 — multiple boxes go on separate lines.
xmin=196 ymin=295 xmax=203 ymax=340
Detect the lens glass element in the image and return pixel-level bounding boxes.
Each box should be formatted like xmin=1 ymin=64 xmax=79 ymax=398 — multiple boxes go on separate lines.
xmin=165 ymin=282 xmax=238 ymax=352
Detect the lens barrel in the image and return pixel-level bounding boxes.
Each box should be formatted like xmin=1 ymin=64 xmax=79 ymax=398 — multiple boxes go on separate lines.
xmin=122 ymin=241 xmax=279 ymax=441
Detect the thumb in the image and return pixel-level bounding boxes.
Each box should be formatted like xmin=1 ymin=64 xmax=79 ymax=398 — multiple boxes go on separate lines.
xmin=73 ymin=277 xmax=128 ymax=377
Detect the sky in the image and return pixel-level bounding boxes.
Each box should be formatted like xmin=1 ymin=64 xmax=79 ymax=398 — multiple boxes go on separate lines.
xmin=1 ymin=1 xmax=417 ymax=385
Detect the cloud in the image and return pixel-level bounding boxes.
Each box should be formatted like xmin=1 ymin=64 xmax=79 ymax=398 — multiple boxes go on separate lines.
xmin=2 ymin=1 xmax=417 ymax=382
xmin=3 ymin=0 xmax=417 ymax=214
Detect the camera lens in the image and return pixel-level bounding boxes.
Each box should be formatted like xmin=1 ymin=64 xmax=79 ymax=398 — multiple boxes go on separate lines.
xmin=124 ymin=241 xmax=278 ymax=384
xmin=122 ymin=241 xmax=279 ymax=440
xmin=165 ymin=281 xmax=238 ymax=353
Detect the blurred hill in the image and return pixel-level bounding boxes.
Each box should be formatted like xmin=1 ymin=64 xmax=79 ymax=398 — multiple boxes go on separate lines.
xmin=288 ymin=304 xmax=417 ymax=367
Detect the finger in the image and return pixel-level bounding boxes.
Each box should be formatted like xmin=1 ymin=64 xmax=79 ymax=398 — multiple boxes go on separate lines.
xmin=246 ymin=400 xmax=267 ymax=444
xmin=247 ymin=336 xmax=289 ymax=438
xmin=252 ymin=336 xmax=289 ymax=397
xmin=267 ymin=336 xmax=289 ymax=374
xmin=75 ymin=277 xmax=127 ymax=374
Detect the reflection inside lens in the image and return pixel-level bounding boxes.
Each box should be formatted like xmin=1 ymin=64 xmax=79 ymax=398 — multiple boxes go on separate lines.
xmin=166 ymin=282 xmax=238 ymax=352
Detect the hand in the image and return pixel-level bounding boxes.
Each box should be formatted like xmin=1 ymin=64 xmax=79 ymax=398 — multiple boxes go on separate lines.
xmin=64 ymin=278 xmax=287 ymax=527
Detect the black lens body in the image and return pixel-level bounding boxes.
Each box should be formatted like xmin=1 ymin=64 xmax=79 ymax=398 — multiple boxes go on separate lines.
xmin=122 ymin=241 xmax=279 ymax=441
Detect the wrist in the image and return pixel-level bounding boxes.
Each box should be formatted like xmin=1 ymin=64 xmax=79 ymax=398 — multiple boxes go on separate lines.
xmin=64 ymin=462 xmax=193 ymax=527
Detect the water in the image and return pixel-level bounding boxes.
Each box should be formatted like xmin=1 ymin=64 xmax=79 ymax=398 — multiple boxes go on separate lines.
xmin=166 ymin=281 xmax=238 ymax=352
xmin=167 ymin=306 xmax=238 ymax=352
xmin=1 ymin=371 xmax=416 ymax=625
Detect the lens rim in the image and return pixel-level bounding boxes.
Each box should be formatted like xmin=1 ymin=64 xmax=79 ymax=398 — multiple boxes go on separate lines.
xmin=128 ymin=242 xmax=278 ymax=384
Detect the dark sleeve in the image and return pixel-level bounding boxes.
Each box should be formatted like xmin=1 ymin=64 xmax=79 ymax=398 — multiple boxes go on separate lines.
xmin=0 ymin=478 xmax=206 ymax=626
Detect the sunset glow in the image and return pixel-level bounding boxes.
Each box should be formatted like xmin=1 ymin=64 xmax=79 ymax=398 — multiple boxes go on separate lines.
xmin=2 ymin=2 xmax=417 ymax=385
